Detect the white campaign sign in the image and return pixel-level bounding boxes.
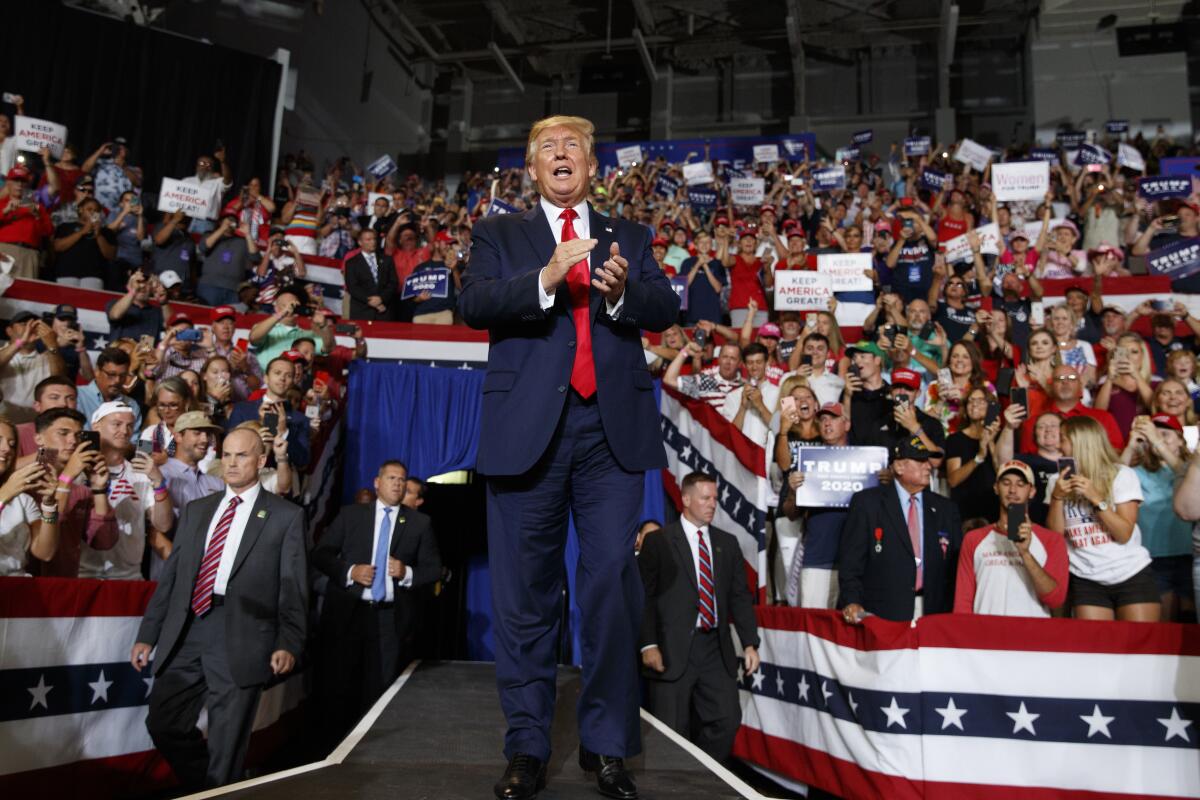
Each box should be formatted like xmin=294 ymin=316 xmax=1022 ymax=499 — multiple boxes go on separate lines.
xmin=753 ymin=144 xmax=779 ymax=163
xmin=616 ymin=144 xmax=643 ymax=167
xmin=954 ymin=138 xmax=992 ymax=172
xmin=943 ymin=222 xmax=1002 ymax=263
xmin=774 ymin=271 xmax=832 ymax=310
xmin=683 ymin=161 xmax=714 ymax=186
xmin=1118 ymin=143 xmax=1146 ymax=172
xmin=729 ymin=177 xmax=765 ymax=207
xmin=157 ymin=177 xmax=213 ymax=218
xmin=13 ymin=115 xmax=67 ymax=158
xmin=816 ymin=252 xmax=872 ymax=292
xmin=991 ymin=161 xmax=1049 ymax=201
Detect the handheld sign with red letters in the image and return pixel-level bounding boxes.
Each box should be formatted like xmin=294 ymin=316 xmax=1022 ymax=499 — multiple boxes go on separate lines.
xmin=14 ymin=115 xmax=67 ymax=158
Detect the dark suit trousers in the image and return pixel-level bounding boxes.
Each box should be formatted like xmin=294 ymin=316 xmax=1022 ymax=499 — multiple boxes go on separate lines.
xmin=145 ymin=606 xmax=262 ymax=790
xmin=319 ymin=599 xmax=400 ymax=745
xmin=487 ymin=392 xmax=644 ymax=761
xmin=645 ymin=628 xmax=740 ymax=762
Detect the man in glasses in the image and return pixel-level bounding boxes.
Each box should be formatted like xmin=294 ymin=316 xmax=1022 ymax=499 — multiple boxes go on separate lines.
xmin=928 ymin=256 xmax=976 ymax=343
xmin=77 ymin=347 xmax=143 ymax=432
xmin=182 ymin=148 xmax=233 ymax=234
xmin=1018 ymin=362 xmax=1123 ymax=453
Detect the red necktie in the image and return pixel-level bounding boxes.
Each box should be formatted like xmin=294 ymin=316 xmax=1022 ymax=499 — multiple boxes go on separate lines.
xmin=191 ymin=496 xmax=243 ymax=616
xmin=557 ymin=208 xmax=596 ymax=399
xmin=696 ymin=528 xmax=717 ymax=630
xmin=907 ymin=493 xmax=923 ymax=592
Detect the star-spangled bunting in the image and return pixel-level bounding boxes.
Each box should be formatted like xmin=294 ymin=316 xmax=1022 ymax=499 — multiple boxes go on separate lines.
xmin=740 ymin=661 xmax=1200 ymax=749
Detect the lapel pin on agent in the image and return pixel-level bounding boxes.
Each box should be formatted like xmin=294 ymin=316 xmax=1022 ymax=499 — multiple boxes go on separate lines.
xmin=873 ymin=527 xmax=882 ymax=554
xmin=256 ymin=509 xmax=268 ymax=519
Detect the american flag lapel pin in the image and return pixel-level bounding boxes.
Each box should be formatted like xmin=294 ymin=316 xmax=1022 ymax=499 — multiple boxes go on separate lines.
xmin=605 ymin=226 xmax=613 ymax=233
xmin=256 ymin=509 xmax=268 ymax=519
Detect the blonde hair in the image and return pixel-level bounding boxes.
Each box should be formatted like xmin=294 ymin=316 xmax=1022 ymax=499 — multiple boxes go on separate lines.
xmin=525 ymin=116 xmax=597 ymax=169
xmin=1061 ymin=416 xmax=1119 ymax=505
xmin=816 ymin=311 xmax=845 ymax=353
xmin=1114 ymin=333 xmax=1153 ymax=383
xmin=1152 ymin=378 xmax=1199 ymax=426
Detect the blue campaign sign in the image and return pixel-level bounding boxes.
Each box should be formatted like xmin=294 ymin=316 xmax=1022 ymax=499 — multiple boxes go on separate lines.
xmin=812 ymin=166 xmax=846 ymax=193
xmin=852 ymin=129 xmax=873 ymax=145
xmin=486 ymin=198 xmax=517 ymax=217
xmin=687 ymin=188 xmax=718 ymax=210
xmin=669 ymin=274 xmax=689 ymax=311
xmin=903 ymin=137 xmax=931 ymax=157
xmin=655 ymin=175 xmax=680 ymax=197
xmin=366 ymin=154 xmax=397 ymax=180
xmin=401 ymin=267 xmax=451 ymax=300
xmin=920 ymin=169 xmax=949 ymax=192
xmin=780 ymin=138 xmax=809 ymax=160
xmin=1147 ymin=239 xmax=1200 ymax=281
xmin=790 ymin=445 xmax=889 ymax=508
xmin=1106 ymin=119 xmax=1129 ymax=134
xmin=1160 ymin=158 xmax=1200 ymax=177
xmin=1074 ymin=143 xmax=1111 ymax=165
xmin=496 ymin=133 xmax=820 ymax=172
xmin=1137 ymin=176 xmax=1193 ymax=201
xmin=1029 ymin=148 xmax=1059 ymax=162
xmin=1056 ymin=130 xmax=1086 ymax=148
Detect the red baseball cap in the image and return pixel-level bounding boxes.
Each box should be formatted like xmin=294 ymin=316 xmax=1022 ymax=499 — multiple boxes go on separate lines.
xmin=434 ymin=230 xmax=455 ymax=244
xmin=651 ymin=237 xmax=669 ymax=248
xmin=714 ymin=216 xmax=730 ymax=226
xmin=282 ymin=349 xmax=306 ymax=362
xmin=212 ymin=305 xmax=237 ymax=322
xmin=169 ymin=312 xmax=193 ymax=327
xmin=816 ymin=401 xmax=846 ymax=418
xmin=760 ymin=204 xmax=776 ymax=215
xmin=890 ymin=368 xmax=922 ymax=390
xmin=1152 ymin=413 xmax=1183 ymax=433
xmin=5 ymin=165 xmax=32 ymax=183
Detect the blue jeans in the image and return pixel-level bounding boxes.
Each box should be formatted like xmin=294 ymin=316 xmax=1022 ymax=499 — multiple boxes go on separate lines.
xmin=196 ymin=284 xmax=238 ymax=307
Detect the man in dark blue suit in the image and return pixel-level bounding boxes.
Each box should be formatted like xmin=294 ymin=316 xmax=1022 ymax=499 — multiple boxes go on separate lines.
xmin=458 ymin=115 xmax=679 ymax=800
xmin=224 ymin=356 xmax=310 ymax=469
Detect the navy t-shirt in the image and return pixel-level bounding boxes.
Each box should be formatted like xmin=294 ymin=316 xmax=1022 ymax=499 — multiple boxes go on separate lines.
xmin=891 ymin=236 xmax=935 ymax=303
xmin=934 ymin=301 xmax=976 ymax=343
xmin=680 ymin=256 xmax=727 ymax=325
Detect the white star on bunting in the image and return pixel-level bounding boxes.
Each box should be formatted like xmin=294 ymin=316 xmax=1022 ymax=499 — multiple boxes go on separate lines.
xmin=880 ymin=697 xmax=910 ymax=729
xmin=88 ymin=669 xmax=113 ymax=704
xmin=935 ymin=697 xmax=967 ymax=731
xmin=1007 ymin=702 xmax=1040 ymax=735
xmin=680 ymin=445 xmax=692 ymax=462
xmin=775 ymin=671 xmax=785 ymax=696
xmin=1079 ymin=705 xmax=1114 ymax=739
xmin=1158 ymin=708 xmax=1193 ymax=743
xmin=92 ymin=336 xmax=109 ymax=349
xmin=797 ymin=674 xmax=810 ymax=702
xmin=820 ymin=680 xmax=832 ymax=705
xmin=28 ymin=674 xmax=53 ymax=710
xmin=847 ymin=692 xmax=859 ymax=716
xmin=750 ymin=669 xmax=764 ymax=691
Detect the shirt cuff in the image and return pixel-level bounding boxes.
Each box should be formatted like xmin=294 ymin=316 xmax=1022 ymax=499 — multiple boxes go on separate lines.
xmin=537 ymin=268 xmax=555 ymax=310
xmin=640 ymin=644 xmax=658 ymax=653
xmin=397 ymin=565 xmax=413 ymax=588
xmin=345 ymin=566 xmax=355 ymax=588
xmin=606 ymin=293 xmax=625 ymax=317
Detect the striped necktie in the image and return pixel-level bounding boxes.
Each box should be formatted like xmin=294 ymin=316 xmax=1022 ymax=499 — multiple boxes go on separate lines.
xmin=190 ymin=496 xmax=242 ymax=616
xmin=696 ymin=528 xmax=717 ymax=630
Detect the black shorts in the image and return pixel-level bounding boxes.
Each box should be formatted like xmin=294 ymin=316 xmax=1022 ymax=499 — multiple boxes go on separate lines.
xmin=1069 ymin=565 xmax=1160 ymax=610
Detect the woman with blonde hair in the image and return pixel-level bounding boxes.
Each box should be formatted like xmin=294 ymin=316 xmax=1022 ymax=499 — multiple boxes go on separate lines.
xmin=1152 ymin=378 xmax=1198 ymax=427
xmin=1047 ymin=304 xmax=1095 ymax=387
xmin=1094 ymin=332 xmax=1153 ymax=437
xmin=774 ymin=380 xmax=821 ymax=472
xmin=1048 ymin=415 xmax=1158 ymax=621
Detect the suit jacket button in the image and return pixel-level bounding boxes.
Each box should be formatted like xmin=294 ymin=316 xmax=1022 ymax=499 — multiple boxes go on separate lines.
xmin=558 ymin=385 xmax=566 ymax=393
xmin=568 ymin=340 xmax=576 ymax=348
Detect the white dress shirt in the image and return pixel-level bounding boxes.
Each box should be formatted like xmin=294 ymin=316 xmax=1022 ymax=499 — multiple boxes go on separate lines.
xmin=680 ymin=516 xmax=719 ymax=627
xmin=203 ymin=482 xmax=262 ymax=596
xmin=347 ymin=500 xmax=413 ymax=602
xmin=363 ymin=250 xmax=380 ymax=281
xmin=537 ymin=196 xmax=624 ymax=316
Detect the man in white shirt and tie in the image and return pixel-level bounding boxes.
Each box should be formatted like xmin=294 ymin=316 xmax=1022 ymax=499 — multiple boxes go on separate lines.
xmin=311 ymin=460 xmax=442 ymax=750
xmin=344 ymin=227 xmax=399 ymax=321
xmin=130 ymin=428 xmax=308 ymax=791
xmin=637 ymin=472 xmax=760 ymax=762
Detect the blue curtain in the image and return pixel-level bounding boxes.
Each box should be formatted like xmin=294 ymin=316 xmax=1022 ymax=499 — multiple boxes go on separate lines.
xmin=342 ymin=362 xmax=484 ymax=503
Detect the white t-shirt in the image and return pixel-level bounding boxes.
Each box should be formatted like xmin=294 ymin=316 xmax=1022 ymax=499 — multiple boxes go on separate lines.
xmin=79 ymin=462 xmax=155 ymax=580
xmin=1047 ymin=464 xmax=1151 ymax=585
xmin=181 ymin=174 xmax=232 ymax=221
xmin=778 ymin=369 xmax=845 ymax=406
xmin=0 ymin=350 xmax=54 ymax=423
xmin=722 ymin=381 xmax=781 ymax=446
xmin=0 ymin=138 xmax=16 ymax=176
xmin=0 ymin=494 xmax=44 ymax=576
xmin=958 ymin=525 xmax=1066 ymax=618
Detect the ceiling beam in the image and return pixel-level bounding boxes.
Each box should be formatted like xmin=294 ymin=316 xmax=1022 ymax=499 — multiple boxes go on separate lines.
xmin=630 ymin=0 xmax=656 ymax=34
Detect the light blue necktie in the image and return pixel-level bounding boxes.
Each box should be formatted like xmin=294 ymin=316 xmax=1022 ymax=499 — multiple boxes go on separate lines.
xmin=371 ymin=507 xmax=391 ymax=601
xmin=366 ymin=253 xmax=378 ymax=282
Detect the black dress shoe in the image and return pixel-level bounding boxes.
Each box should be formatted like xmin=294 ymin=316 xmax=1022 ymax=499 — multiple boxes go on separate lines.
xmin=579 ymin=745 xmax=638 ymax=800
xmin=494 ymin=753 xmax=547 ymax=800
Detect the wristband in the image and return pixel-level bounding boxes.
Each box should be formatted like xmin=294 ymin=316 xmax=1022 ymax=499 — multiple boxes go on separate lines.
xmin=12 ymin=338 xmax=24 ymax=349
xmin=55 ymin=487 xmax=70 ymax=494
xmin=57 ymin=473 xmax=72 ymax=484
xmin=92 ymin=487 xmax=107 ymax=495
xmin=0 ymin=499 xmax=6 ymax=514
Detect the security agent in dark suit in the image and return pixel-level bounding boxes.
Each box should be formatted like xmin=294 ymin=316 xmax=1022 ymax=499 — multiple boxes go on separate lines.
xmin=344 ymin=227 xmax=398 ymax=321
xmin=130 ymin=429 xmax=308 ymax=791
xmin=638 ymin=472 xmax=760 ymax=762
xmin=458 ymin=115 xmax=679 ymax=800
xmin=311 ymin=460 xmax=442 ymax=745
xmin=837 ymin=435 xmax=962 ymax=623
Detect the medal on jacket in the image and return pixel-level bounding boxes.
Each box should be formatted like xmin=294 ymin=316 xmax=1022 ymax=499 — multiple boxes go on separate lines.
xmin=873 ymin=527 xmax=883 ymax=554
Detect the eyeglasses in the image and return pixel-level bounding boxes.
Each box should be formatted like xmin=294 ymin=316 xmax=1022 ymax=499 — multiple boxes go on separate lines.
xmin=99 ymin=369 xmax=127 ymax=381
xmin=157 ymin=401 xmax=184 ymax=411
xmin=966 ymin=396 xmax=989 ymax=405
xmin=1054 ymin=374 xmax=1080 ymax=382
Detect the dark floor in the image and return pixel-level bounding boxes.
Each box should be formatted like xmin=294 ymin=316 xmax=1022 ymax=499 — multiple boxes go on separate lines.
xmin=217 ymin=661 xmax=752 ymax=799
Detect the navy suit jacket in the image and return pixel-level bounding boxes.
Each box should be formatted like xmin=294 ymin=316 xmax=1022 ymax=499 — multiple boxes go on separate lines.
xmin=836 ymin=484 xmax=962 ymax=622
xmin=458 ymin=202 xmax=680 ymax=476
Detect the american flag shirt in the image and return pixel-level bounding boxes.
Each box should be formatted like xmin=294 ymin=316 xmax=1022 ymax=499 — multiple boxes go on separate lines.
xmin=77 ymin=462 xmax=155 ymax=581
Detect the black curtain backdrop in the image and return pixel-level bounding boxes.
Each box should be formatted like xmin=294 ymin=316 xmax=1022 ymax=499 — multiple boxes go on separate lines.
xmin=2 ymin=2 xmax=281 ymax=206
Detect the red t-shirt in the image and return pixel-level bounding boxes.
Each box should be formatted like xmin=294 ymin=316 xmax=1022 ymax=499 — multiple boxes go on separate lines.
xmin=938 ymin=214 xmax=971 ymax=244
xmin=1018 ymin=401 xmax=1124 ymax=454
xmin=392 ymin=246 xmax=431 ymax=286
xmin=0 ymin=197 xmax=53 ymax=246
xmin=728 ymin=255 xmax=768 ymax=311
